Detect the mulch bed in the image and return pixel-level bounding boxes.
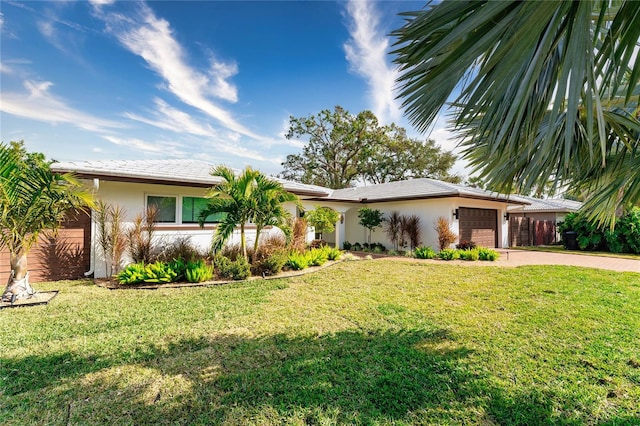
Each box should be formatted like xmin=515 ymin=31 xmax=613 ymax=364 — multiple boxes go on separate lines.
xmin=0 ymin=291 xmax=59 ymax=309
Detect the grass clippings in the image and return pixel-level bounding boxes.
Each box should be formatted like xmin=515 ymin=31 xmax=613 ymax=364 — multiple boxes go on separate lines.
xmin=1 ymin=261 xmax=639 ymax=425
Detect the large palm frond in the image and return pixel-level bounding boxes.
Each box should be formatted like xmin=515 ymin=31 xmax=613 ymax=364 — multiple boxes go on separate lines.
xmin=393 ymin=0 xmax=640 ymax=225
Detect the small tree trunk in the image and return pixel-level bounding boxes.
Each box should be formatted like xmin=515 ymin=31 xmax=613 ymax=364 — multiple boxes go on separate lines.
xmin=2 ymin=249 xmax=35 ymax=302
xmin=240 ymin=223 xmax=247 ymax=260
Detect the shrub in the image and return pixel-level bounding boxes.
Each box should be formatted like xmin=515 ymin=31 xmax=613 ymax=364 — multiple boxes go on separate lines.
xmin=185 ymin=259 xmax=214 ymax=283
xmin=117 ymin=263 xmax=146 ymax=284
xmin=352 ymin=242 xmax=362 ymax=251
xmin=439 ymin=248 xmax=460 ymax=260
xmin=456 ymin=240 xmax=477 ymax=250
xmin=477 ymin=247 xmax=500 ymax=261
xmin=127 ymin=205 xmax=158 ymax=264
xmin=435 ymin=217 xmax=457 ymax=250
xmin=385 ymin=211 xmax=402 ymax=251
xmin=387 ymin=249 xmax=399 ymax=256
xmin=342 ymin=241 xmax=352 ymax=250
xmin=290 ymin=217 xmax=308 ymax=253
xmin=143 ymin=261 xmax=178 ymax=283
xmin=168 ymin=258 xmax=187 ymax=281
xmin=213 ymin=254 xmax=231 ymax=279
xmin=458 ymin=248 xmax=480 ymax=261
xmin=414 ymin=246 xmax=436 ymax=259
xmin=403 ymin=214 xmax=422 ymax=249
xmin=287 ymin=252 xmax=309 ymax=270
xmin=324 ymin=247 xmax=342 ymax=261
xmin=156 ymin=237 xmax=202 ymax=263
xmin=252 ymin=249 xmax=288 ymax=276
xmin=227 ymin=257 xmax=251 ymax=280
xmin=307 ymin=248 xmax=328 ymax=266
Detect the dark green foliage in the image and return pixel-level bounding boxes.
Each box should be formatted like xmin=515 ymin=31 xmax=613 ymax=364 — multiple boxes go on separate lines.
xmin=215 ymin=255 xmax=251 ymax=280
xmin=185 ymin=260 xmax=214 ymax=283
xmin=352 ymin=242 xmax=363 ymax=251
xmin=414 ymin=246 xmax=436 ymax=259
xmin=169 ymin=258 xmax=187 ymax=281
xmin=252 ymin=250 xmax=288 ymax=277
xmin=559 ymin=209 xmax=640 ymax=253
xmin=342 ymin=241 xmax=352 ymax=250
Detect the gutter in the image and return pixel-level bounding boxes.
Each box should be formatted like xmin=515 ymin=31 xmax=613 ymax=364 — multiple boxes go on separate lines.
xmin=84 ymin=178 xmax=99 ymax=278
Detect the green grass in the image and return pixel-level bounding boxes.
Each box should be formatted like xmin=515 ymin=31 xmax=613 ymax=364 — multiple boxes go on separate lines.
xmin=1 ymin=260 xmax=639 ymax=425
xmin=513 ymin=245 xmax=640 ymax=260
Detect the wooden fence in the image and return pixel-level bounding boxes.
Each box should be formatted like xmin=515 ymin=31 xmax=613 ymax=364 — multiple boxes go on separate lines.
xmin=1 ymin=210 xmax=91 ymax=284
xmin=509 ymin=217 xmax=557 ymax=247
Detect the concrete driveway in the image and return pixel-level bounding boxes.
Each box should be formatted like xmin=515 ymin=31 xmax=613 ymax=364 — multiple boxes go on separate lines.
xmin=495 ymin=249 xmax=640 ymax=273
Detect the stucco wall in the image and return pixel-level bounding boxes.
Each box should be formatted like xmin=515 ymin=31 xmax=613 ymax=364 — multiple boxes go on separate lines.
xmin=341 ymin=197 xmax=510 ymax=250
xmin=91 ymin=180 xmax=294 ymax=278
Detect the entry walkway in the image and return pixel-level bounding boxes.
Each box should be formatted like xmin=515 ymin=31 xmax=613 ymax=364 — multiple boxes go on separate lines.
xmin=495 ymin=249 xmax=640 ymax=273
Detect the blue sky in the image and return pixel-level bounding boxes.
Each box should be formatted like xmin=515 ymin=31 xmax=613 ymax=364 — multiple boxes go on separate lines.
xmin=1 ymin=0 xmax=463 ymax=176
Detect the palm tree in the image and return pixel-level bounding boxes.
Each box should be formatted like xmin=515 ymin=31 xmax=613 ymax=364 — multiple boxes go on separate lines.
xmin=1 ymin=142 xmax=94 ymax=301
xmin=392 ymin=1 xmax=640 ymax=226
xmin=199 ymin=166 xmax=296 ymax=260
xmin=251 ymin=174 xmax=298 ymax=254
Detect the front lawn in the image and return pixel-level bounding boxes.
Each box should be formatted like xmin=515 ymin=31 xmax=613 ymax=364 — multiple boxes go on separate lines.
xmin=1 ymin=260 xmax=639 ymax=425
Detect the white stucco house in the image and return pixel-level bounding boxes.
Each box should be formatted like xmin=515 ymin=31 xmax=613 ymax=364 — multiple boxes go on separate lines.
xmin=50 ymin=159 xmax=530 ymax=279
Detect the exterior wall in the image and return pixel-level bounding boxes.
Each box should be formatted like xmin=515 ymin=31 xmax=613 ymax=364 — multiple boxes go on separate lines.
xmin=92 ymin=180 xmax=292 ymax=278
xmin=341 ymin=197 xmax=510 ymax=250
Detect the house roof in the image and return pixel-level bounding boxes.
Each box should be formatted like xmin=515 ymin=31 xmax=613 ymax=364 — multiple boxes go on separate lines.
xmin=320 ymin=178 xmax=529 ymax=205
xmin=507 ymin=196 xmax=582 ymax=213
xmin=50 ymin=160 xmax=331 ymax=197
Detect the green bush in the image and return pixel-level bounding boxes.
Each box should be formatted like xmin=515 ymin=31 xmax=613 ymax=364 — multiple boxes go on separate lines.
xmin=456 ymin=240 xmax=477 ymax=250
xmin=438 ymin=248 xmax=460 ymax=260
xmin=414 ymin=246 xmax=436 ymax=259
xmin=143 ymin=261 xmax=178 ymax=283
xmin=325 ymin=247 xmax=342 ymax=261
xmin=477 ymin=247 xmax=500 ymax=261
xmin=169 ymin=258 xmax=187 ymax=281
xmin=307 ymin=248 xmax=328 ymax=266
xmin=287 ymin=252 xmax=309 ymax=270
xmin=458 ymin=248 xmax=480 ymax=261
xmin=252 ymin=250 xmax=288 ymax=276
xmin=185 ymin=259 xmax=214 ymax=283
xmin=559 ymin=208 xmax=640 ymax=254
xmin=215 ymin=255 xmax=251 ymax=280
xmin=228 ymin=257 xmax=251 ymax=280
xmin=118 ymin=263 xmax=146 ymax=284
xmin=342 ymin=241 xmax=352 ymax=250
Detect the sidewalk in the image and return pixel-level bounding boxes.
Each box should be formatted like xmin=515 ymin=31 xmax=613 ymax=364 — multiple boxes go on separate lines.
xmin=494 ymin=249 xmax=640 ymax=273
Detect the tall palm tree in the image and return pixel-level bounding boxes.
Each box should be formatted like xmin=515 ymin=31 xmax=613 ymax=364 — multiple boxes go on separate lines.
xmin=199 ymin=166 xmax=259 ymax=260
xmin=1 ymin=143 xmax=94 ymax=301
xmin=251 ymin=174 xmax=298 ymax=254
xmin=392 ymin=1 xmax=640 ymax=226
xmin=199 ymin=166 xmax=296 ymax=259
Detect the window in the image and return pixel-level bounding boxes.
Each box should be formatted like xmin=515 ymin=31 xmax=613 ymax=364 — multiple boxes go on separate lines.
xmin=182 ymin=197 xmax=224 ymax=223
xmin=147 ymin=195 xmax=177 ymax=223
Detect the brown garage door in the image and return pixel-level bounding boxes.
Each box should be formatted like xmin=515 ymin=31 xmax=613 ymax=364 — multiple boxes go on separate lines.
xmin=1 ymin=210 xmax=91 ymax=284
xmin=459 ymin=207 xmax=498 ymax=248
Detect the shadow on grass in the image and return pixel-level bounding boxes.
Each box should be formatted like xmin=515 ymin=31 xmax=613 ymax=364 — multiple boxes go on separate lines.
xmin=0 ymin=329 xmax=612 ymax=425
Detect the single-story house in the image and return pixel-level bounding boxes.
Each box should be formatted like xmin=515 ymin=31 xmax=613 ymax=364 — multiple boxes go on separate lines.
xmin=10 ymin=159 xmax=530 ymax=280
xmin=507 ymin=196 xmax=582 ymax=246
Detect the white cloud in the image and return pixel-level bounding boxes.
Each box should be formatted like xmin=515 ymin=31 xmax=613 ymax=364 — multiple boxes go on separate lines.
xmin=98 ymin=3 xmax=263 ymax=141
xmin=124 ymin=97 xmax=219 ymax=138
xmin=1 ymin=80 xmax=125 ymax=132
xmin=344 ymin=0 xmax=401 ymax=124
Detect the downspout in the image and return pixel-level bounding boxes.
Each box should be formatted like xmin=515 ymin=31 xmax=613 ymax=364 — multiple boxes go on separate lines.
xmin=84 ymin=178 xmax=99 ymax=277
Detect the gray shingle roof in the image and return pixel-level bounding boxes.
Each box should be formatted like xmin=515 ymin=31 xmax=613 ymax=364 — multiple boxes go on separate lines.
xmin=508 ymin=196 xmax=582 ymax=213
xmin=324 ymin=178 xmax=528 ymax=204
xmin=50 ymin=160 xmax=331 ymax=197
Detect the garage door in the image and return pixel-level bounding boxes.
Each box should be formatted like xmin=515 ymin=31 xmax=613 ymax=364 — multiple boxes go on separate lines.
xmin=459 ymin=207 xmax=498 ymax=248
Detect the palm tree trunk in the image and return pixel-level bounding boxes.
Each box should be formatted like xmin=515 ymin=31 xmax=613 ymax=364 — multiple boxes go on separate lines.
xmin=240 ymin=223 xmax=247 ymax=260
xmin=253 ymin=225 xmax=262 ymax=255
xmin=2 ymin=249 xmax=35 ymax=302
